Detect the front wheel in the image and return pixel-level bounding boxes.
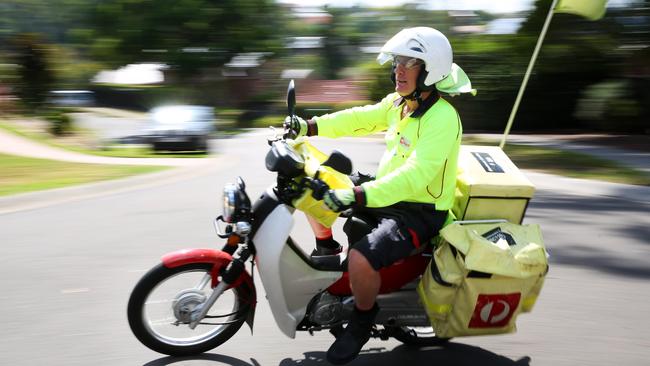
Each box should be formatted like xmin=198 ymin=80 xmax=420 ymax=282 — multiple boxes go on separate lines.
xmin=390 ymin=326 xmax=451 ymax=347
xmin=127 ymin=263 xmax=251 ymax=356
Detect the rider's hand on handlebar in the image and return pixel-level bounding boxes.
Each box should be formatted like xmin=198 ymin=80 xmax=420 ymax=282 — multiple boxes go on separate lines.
xmin=323 ymin=189 xmax=355 ymax=212
xmin=283 ymin=115 xmax=308 ymax=139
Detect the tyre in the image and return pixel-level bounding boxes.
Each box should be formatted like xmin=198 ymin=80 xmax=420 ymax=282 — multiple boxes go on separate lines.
xmin=391 ymin=326 xmax=451 ymax=347
xmin=127 ymin=263 xmax=251 ymax=356
xmin=197 ymin=137 xmax=209 ymax=152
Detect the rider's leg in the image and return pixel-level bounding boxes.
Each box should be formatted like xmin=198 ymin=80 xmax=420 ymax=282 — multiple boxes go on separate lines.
xmin=326 ymin=301 xmax=378 ymax=365
xmin=348 ymin=248 xmax=380 ymax=310
xmin=327 ymin=204 xmax=445 ymax=364
xmin=325 ymin=248 xmax=381 ymax=364
xmin=306 ymin=214 xmax=342 ymax=256
xmin=309 ymin=171 xmax=373 ymax=258
xmin=327 ymin=218 xmax=414 ymax=364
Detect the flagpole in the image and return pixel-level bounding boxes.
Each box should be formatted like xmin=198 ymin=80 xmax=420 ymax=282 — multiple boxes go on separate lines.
xmin=500 ymin=0 xmax=559 ymax=148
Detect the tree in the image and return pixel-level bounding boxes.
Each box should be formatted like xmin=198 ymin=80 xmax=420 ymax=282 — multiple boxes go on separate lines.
xmin=10 ymin=33 xmax=54 ymax=109
xmin=513 ymin=0 xmax=622 ymax=130
xmin=85 ymin=0 xmax=286 ymax=77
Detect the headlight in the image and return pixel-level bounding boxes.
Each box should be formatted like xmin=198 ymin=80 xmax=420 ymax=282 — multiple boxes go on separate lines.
xmin=222 ymin=183 xmax=238 ymax=223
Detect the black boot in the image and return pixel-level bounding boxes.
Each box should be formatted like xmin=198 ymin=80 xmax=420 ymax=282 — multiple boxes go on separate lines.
xmin=326 ymin=304 xmax=379 ymax=365
xmin=311 ymin=237 xmax=343 ymax=256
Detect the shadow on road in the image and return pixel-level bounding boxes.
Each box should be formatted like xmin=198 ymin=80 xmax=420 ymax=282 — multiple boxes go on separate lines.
xmin=547 ymin=244 xmax=650 ymax=279
xmin=143 ymin=353 xmax=256 ymax=366
xmin=142 ymin=342 xmax=530 ymax=366
xmin=279 ymin=343 xmax=530 ymax=366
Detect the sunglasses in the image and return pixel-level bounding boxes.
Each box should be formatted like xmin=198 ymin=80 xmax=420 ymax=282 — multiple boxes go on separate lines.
xmin=392 ymin=56 xmax=423 ymax=70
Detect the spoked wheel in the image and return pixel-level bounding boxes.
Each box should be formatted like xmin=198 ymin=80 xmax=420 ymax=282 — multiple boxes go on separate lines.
xmin=391 ymin=326 xmax=451 ymax=347
xmin=127 ymin=263 xmax=251 ymax=356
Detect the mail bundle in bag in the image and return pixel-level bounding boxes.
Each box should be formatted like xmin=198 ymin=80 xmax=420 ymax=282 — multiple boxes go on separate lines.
xmin=417 ymin=222 xmax=548 ymax=338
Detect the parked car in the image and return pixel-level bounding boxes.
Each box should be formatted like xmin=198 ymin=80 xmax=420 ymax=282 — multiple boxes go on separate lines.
xmin=145 ymin=105 xmax=215 ymax=151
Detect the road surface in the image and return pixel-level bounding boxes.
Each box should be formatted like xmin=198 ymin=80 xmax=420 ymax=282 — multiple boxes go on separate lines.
xmin=0 ymin=131 xmax=648 ymax=366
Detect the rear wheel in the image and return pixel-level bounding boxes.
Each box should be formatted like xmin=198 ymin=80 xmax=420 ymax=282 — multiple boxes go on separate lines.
xmin=391 ymin=326 xmax=450 ymax=346
xmin=197 ymin=137 xmax=209 ymax=152
xmin=127 ymin=263 xmax=251 ymax=356
xmin=151 ymin=142 xmax=163 ymax=152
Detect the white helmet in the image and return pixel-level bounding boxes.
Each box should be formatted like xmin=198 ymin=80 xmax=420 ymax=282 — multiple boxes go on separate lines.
xmin=377 ymin=27 xmax=453 ymax=88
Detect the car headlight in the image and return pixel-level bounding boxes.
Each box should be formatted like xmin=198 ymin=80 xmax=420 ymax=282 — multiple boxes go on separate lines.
xmin=222 ymin=183 xmax=239 ymax=223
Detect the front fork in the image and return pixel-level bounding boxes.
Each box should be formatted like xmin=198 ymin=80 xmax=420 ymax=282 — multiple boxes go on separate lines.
xmin=188 ymin=223 xmax=253 ymax=329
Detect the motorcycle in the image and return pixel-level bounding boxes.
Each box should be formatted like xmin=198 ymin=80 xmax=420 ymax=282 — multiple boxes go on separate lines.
xmin=127 ymin=81 xmax=449 ymax=356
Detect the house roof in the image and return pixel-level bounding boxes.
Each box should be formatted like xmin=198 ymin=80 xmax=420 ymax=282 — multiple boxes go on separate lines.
xmin=296 ymin=79 xmax=368 ymax=104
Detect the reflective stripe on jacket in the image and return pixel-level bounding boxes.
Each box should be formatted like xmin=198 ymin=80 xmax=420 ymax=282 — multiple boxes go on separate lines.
xmin=315 ymin=92 xmax=462 ymax=210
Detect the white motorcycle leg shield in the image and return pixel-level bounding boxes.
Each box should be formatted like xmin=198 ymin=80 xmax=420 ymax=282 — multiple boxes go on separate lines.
xmin=253 ymin=204 xmax=342 ymax=338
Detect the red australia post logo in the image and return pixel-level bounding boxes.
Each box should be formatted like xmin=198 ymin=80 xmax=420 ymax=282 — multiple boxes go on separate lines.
xmin=399 ymin=136 xmax=411 ymax=149
xmin=468 ymin=293 xmax=521 ymax=328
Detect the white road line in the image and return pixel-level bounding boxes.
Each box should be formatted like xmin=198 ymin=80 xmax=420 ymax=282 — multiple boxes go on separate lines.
xmin=61 ymin=288 xmax=90 ymax=294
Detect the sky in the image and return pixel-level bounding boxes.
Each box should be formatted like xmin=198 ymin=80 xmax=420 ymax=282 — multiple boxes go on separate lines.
xmin=277 ymin=0 xmax=536 ymax=13
xmin=277 ymin=0 xmax=631 ymax=14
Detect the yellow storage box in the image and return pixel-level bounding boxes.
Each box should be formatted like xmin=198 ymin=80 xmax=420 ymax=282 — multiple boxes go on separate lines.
xmin=417 ymin=221 xmax=548 ymax=338
xmin=453 ymin=145 xmax=535 ymax=224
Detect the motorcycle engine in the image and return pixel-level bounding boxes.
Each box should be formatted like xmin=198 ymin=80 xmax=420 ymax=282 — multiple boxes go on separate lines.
xmin=308 ymin=292 xmax=348 ymax=326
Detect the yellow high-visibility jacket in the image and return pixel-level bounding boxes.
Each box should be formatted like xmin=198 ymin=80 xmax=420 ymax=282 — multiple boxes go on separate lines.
xmin=314 ymin=92 xmax=462 ymax=210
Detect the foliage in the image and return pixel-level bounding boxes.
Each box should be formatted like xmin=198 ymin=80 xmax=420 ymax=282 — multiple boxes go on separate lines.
xmin=48 ymin=44 xmax=105 ymax=89
xmin=0 ymin=1 xmax=87 ymax=43
xmin=296 ymin=100 xmax=373 ymax=119
xmin=431 ymin=34 xmax=529 ymax=131
xmin=357 ymin=61 xmax=395 ymax=102
xmin=85 ymin=0 xmax=286 ymax=75
xmin=8 ymin=33 xmax=54 ymax=110
xmin=0 ymin=60 xmax=19 ymax=84
xmin=0 ymin=1 xmax=648 ymax=133
xmin=44 ymin=108 xmax=72 ymax=136
xmin=313 ymin=6 xmax=453 ymax=79
xmin=250 ymin=114 xmax=285 ymax=128
xmin=509 ymin=0 xmax=647 ymax=132
xmin=214 ymin=108 xmax=244 ymax=126
xmin=320 ymin=8 xmax=349 ymax=79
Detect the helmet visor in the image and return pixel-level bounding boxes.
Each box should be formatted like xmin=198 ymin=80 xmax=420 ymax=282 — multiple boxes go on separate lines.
xmin=377 ymin=53 xmax=423 ymax=68
xmin=392 ymin=56 xmax=423 ymax=70
xmin=377 ymin=52 xmax=393 ymax=65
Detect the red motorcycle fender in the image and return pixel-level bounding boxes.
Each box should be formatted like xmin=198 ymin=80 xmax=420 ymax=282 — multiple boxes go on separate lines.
xmin=161 ymin=248 xmax=257 ymax=330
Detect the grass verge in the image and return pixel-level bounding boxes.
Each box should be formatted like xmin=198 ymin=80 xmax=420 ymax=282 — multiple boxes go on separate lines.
xmin=0 ymin=153 xmax=168 ymax=197
xmin=464 ymin=137 xmax=650 ymax=186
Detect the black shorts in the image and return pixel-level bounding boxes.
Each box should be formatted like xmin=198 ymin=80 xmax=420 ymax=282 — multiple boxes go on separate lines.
xmin=343 ymin=172 xmax=448 ymax=271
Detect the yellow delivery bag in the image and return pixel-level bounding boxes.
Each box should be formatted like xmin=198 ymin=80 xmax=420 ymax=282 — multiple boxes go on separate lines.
xmin=417 ymin=221 xmax=548 ymax=338
xmin=291 ymin=140 xmax=353 ymax=227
